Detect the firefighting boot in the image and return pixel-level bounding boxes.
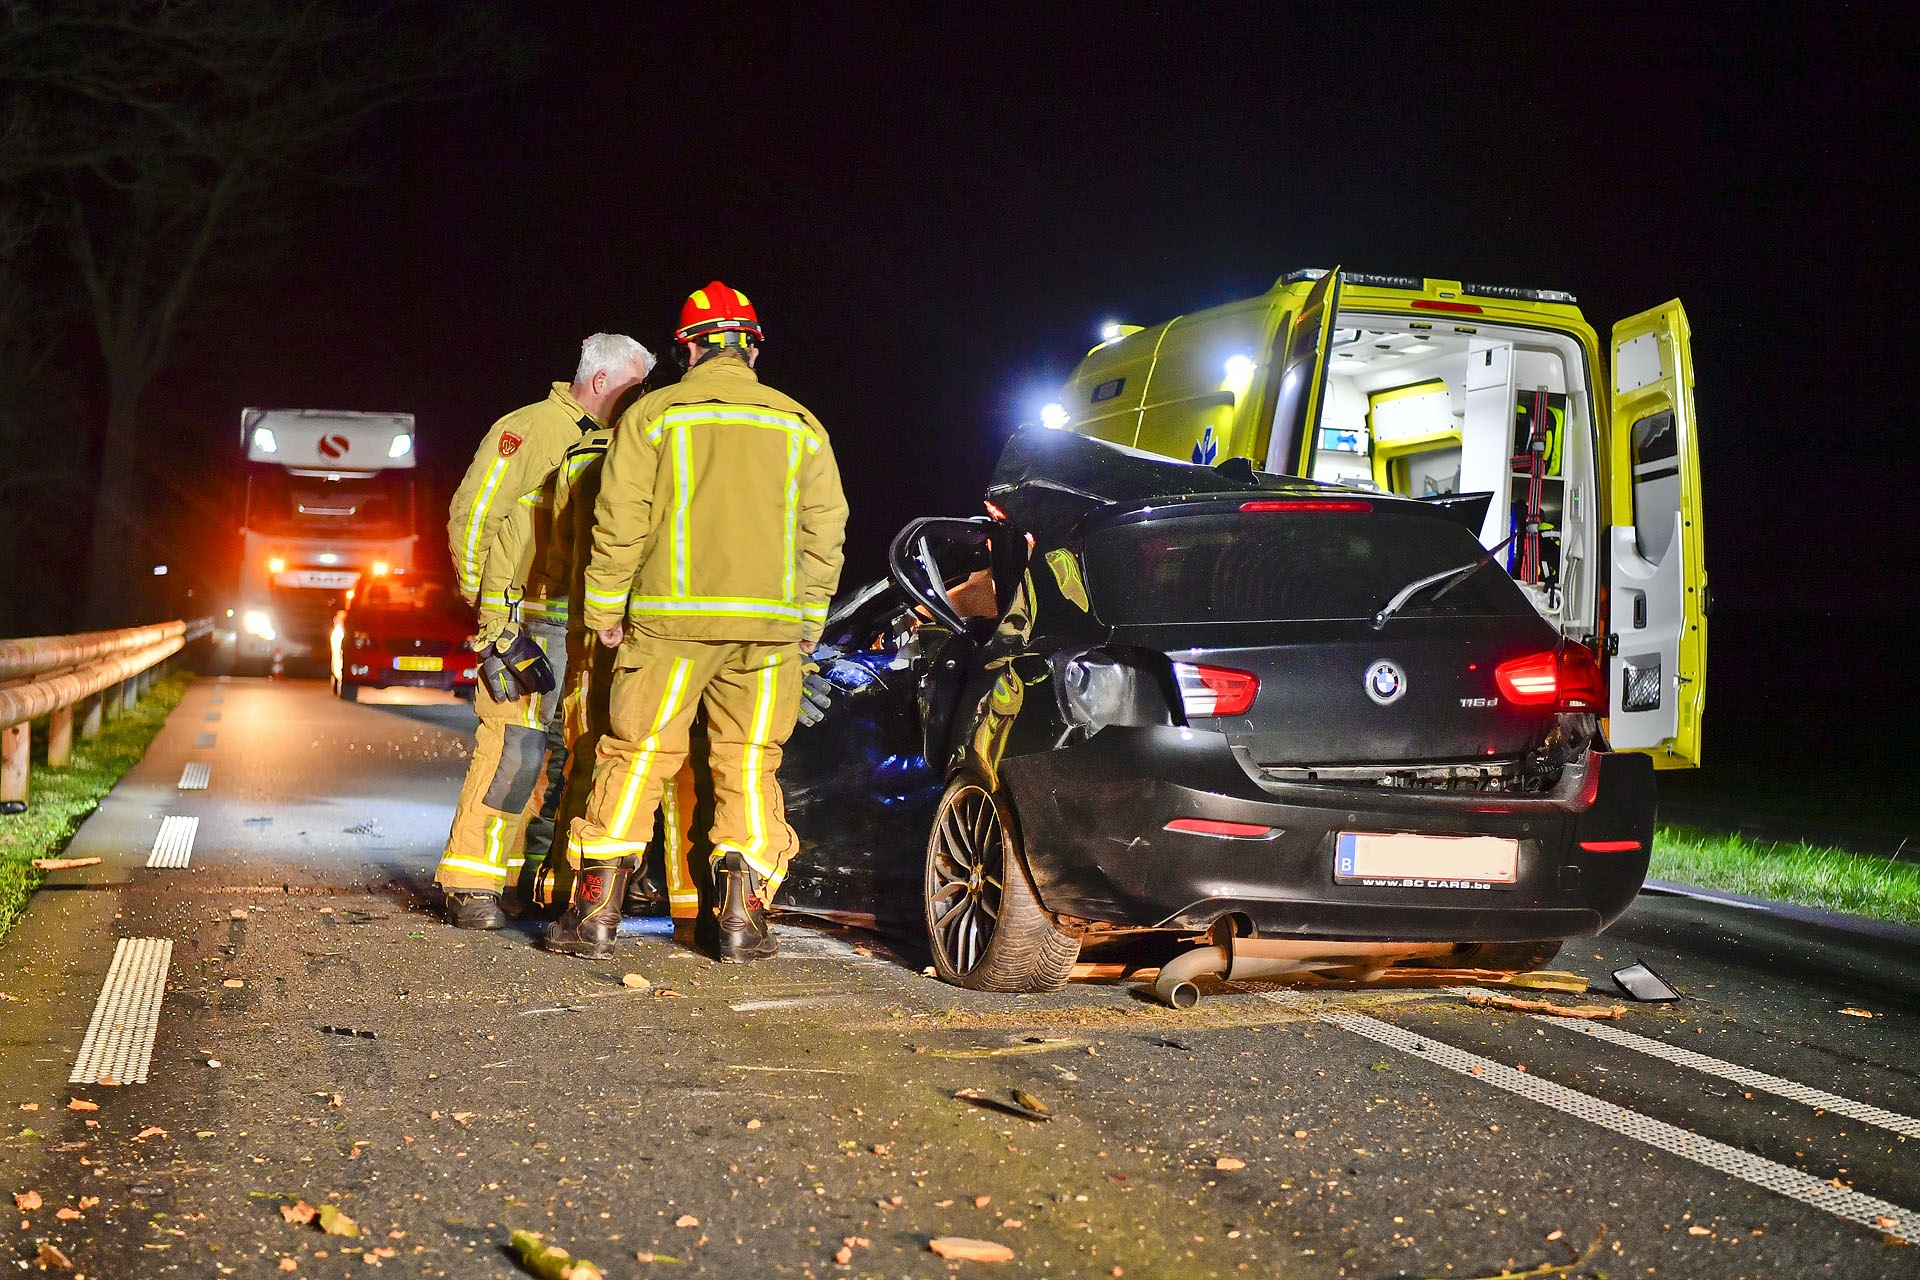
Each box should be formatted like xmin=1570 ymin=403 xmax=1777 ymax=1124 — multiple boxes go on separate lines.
xmin=712 ymin=851 xmax=777 ymax=963
xmin=509 ymin=856 xmax=549 ymax=919
xmin=672 ymin=918 xmax=701 ymax=948
xmin=542 ymin=857 xmax=634 ymax=959
xmin=623 ymin=866 xmax=669 ymax=916
xmin=444 ymin=890 xmax=506 ymax=931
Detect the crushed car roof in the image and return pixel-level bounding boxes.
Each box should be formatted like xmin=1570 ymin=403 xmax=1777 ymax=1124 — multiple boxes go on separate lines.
xmin=984 ymin=426 xmax=1489 ymax=547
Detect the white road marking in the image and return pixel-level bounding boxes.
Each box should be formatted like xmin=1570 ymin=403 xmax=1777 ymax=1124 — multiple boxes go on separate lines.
xmin=1438 ymin=985 xmax=1920 ymax=1140
xmin=177 ymin=762 xmax=210 ymax=790
xmin=70 ymin=937 xmax=173 ymax=1085
xmin=146 ymin=816 xmax=199 ymax=869
xmin=1538 ymin=1013 xmax=1920 ymax=1139
xmin=1260 ymin=988 xmax=1920 ymax=1239
xmin=1642 ymin=882 xmax=1770 ymax=911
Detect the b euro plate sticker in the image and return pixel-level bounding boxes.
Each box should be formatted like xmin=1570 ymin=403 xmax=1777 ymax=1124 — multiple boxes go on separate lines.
xmin=1334 ymin=831 xmax=1517 ymax=889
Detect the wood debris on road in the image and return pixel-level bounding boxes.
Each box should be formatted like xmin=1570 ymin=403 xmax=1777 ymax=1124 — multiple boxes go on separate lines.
xmin=1462 ymin=990 xmax=1625 ymax=1020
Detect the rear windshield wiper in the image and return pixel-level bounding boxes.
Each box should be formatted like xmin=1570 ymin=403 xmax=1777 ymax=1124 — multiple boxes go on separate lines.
xmin=1370 ymin=531 xmax=1518 ymax=630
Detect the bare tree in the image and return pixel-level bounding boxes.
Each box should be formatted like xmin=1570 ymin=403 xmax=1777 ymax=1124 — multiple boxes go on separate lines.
xmin=0 ymin=1 xmax=515 ymax=626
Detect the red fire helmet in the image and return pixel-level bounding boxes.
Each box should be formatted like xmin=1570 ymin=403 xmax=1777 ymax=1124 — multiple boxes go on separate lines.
xmin=675 ymin=281 xmax=763 ymax=345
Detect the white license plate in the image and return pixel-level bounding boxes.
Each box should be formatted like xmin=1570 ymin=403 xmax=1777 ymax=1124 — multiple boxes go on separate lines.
xmin=275 ymin=570 xmax=358 ymax=590
xmin=1334 ymin=832 xmax=1518 ymax=888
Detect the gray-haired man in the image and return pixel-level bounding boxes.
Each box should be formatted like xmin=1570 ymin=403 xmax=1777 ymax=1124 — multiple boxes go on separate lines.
xmin=436 ymin=334 xmax=654 ymax=928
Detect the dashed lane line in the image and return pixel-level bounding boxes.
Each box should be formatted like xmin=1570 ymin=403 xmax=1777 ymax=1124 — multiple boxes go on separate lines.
xmin=70 ymin=938 xmax=172 ymax=1085
xmin=1436 ymin=985 xmax=1920 ymax=1140
xmin=1259 ymin=988 xmax=1920 ymax=1240
xmin=177 ymin=762 xmax=210 ymax=790
xmin=1537 ymin=1012 xmax=1920 ymax=1140
xmin=146 ymin=816 xmax=199 ymax=869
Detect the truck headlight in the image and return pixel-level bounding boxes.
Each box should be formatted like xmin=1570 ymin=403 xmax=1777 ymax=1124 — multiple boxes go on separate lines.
xmin=241 ymin=609 xmax=276 ymax=641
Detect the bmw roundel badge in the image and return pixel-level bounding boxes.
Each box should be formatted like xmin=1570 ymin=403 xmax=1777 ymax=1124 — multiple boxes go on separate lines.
xmin=1364 ymin=659 xmax=1406 ymax=706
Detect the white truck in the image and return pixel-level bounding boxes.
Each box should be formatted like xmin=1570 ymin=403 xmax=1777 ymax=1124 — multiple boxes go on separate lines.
xmin=228 ymin=408 xmax=419 ymax=672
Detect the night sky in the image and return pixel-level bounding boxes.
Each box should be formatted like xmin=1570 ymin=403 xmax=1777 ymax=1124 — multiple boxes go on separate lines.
xmin=136 ymin=4 xmax=1919 ymax=799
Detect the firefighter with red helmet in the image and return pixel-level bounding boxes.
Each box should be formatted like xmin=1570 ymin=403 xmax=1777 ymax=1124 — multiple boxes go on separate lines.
xmin=546 ymin=283 xmax=848 ymax=962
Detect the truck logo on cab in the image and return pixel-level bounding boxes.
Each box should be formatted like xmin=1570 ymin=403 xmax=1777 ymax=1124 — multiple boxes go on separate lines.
xmin=317 ymin=433 xmax=351 ymax=459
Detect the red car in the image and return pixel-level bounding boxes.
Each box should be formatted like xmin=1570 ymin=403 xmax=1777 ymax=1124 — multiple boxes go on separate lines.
xmin=330 ymin=577 xmax=479 ymax=700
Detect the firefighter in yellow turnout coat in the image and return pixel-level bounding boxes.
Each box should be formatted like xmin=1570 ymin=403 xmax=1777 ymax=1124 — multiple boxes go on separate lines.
xmin=434 ymin=335 xmax=654 ymax=929
xmin=547 ymin=283 xmax=847 ymax=962
xmin=538 ymin=417 xmax=703 ymax=933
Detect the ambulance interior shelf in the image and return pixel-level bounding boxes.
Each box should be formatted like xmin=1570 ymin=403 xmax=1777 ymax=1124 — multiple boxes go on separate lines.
xmin=1302 ymin=319 xmax=1595 ymax=634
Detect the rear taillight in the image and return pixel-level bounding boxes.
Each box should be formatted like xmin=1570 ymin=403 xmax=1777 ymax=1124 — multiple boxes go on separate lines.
xmin=1556 ymin=643 xmax=1606 ymax=711
xmin=1173 ymin=662 xmax=1258 ymax=717
xmin=1494 ymin=644 xmax=1606 ymax=712
xmin=1240 ymin=499 xmax=1372 ymax=513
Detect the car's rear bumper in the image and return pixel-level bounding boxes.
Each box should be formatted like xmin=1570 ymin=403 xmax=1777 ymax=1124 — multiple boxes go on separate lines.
xmin=343 ymin=658 xmax=475 ymax=691
xmin=998 ymin=726 xmax=1654 ymax=942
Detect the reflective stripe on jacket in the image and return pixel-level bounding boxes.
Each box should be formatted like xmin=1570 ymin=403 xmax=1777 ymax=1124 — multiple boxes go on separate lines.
xmin=582 ymin=354 xmax=847 ymax=646
xmin=446 ymin=383 xmax=600 ymax=615
xmin=543 ymin=423 xmax=617 ymax=646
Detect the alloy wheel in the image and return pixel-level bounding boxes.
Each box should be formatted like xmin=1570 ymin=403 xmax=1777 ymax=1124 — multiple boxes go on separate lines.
xmin=926 ymin=782 xmax=1005 ymax=976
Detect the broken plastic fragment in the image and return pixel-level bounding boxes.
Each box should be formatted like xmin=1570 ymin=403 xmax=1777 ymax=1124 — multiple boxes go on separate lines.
xmin=1612 ymin=962 xmax=1681 ymax=1002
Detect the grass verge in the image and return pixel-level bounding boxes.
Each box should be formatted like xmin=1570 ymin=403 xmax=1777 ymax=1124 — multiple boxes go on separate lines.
xmin=0 ymin=670 xmax=192 ymax=942
xmin=1651 ymin=824 xmax=1920 ymax=929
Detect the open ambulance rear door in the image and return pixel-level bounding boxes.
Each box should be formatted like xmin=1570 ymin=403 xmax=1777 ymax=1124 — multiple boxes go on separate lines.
xmin=1606 ymin=300 xmax=1707 ymax=766
xmin=1258 ymin=268 xmax=1341 ymax=476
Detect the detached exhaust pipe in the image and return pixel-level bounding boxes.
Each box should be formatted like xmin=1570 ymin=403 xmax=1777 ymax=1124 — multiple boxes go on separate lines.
xmin=1152 ymin=936 xmax=1457 ymax=1009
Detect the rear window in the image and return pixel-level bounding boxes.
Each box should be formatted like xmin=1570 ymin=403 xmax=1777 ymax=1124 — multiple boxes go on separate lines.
xmin=1083 ymin=510 xmax=1535 ymax=625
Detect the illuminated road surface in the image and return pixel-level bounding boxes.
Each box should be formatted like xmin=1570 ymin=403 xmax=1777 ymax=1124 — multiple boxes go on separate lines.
xmin=2 ymin=677 xmax=1916 ymax=1278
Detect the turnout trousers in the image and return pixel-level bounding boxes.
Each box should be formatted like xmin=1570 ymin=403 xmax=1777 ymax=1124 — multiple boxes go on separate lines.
xmin=433 ymin=620 xmax=566 ymax=894
xmin=568 ymin=636 xmax=802 ymax=899
xmin=540 ymin=638 xmax=699 ymax=920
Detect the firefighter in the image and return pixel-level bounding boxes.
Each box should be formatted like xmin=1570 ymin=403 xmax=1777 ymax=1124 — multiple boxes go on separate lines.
xmin=435 ymin=333 xmax=655 ymax=928
xmin=546 ymin=282 xmax=847 ymax=962
xmin=534 ymin=410 xmax=704 ymax=940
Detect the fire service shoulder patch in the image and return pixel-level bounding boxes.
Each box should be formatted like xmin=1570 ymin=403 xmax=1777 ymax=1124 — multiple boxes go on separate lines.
xmin=498 ymin=431 xmax=523 ymax=457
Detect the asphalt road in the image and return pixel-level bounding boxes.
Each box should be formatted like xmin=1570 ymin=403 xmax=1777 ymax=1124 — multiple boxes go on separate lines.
xmin=2 ymin=678 xmax=1916 ymax=1279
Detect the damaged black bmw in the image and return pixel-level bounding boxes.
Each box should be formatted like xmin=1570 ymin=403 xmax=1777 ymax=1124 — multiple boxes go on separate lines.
xmin=776 ymin=427 xmax=1654 ymax=1004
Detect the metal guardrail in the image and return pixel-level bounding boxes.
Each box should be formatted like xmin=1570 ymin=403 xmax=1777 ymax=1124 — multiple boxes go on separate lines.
xmin=0 ymin=617 xmax=212 ymax=809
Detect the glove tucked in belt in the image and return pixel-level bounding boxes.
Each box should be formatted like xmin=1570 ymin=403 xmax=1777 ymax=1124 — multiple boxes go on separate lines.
xmin=470 ymin=610 xmax=511 ymax=652
xmin=473 ymin=619 xmax=557 ymax=703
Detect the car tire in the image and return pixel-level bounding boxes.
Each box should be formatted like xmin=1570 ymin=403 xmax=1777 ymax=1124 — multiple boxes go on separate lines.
xmin=1443 ymin=940 xmax=1564 ymax=971
xmin=924 ymin=772 xmax=1080 ymax=994
xmin=338 ymin=682 xmax=360 ymax=703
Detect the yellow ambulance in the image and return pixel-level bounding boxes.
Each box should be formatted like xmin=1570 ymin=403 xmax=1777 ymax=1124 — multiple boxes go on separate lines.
xmin=1044 ymin=269 xmax=1705 ymax=767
